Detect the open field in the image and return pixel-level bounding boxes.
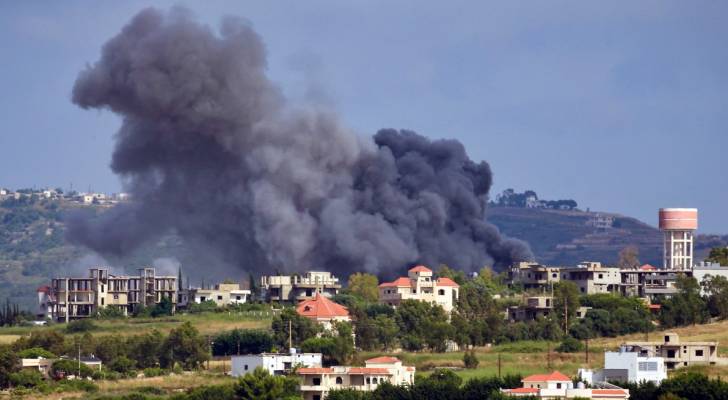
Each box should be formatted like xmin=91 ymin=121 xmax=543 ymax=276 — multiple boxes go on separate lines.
xmin=0 ymin=311 xmax=273 ymax=344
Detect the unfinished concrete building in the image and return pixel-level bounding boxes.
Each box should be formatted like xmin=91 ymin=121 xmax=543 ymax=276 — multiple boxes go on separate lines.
xmin=46 ymin=267 xmax=177 ymax=322
xmin=260 ymin=271 xmax=341 ymax=303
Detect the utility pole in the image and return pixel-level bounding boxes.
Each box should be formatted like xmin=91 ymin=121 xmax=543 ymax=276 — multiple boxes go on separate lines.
xmin=585 ymin=337 xmax=589 ymax=364
xmin=547 ymin=342 xmax=552 ymax=370
xmin=288 ymin=319 xmax=293 ymax=350
xmin=498 ymin=353 xmax=502 ymax=378
xmin=77 ymin=341 xmax=81 ymax=378
xmin=564 ymin=299 xmax=568 ymax=335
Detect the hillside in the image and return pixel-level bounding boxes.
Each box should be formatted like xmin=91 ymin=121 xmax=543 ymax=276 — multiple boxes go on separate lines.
xmin=1 ymin=198 xmax=726 ymax=311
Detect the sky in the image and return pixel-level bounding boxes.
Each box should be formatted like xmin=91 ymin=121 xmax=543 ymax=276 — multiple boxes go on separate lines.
xmin=0 ymin=1 xmax=726 ymax=233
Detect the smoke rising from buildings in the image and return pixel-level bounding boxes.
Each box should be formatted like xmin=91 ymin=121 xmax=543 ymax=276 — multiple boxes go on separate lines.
xmin=68 ymin=7 xmax=531 ymax=277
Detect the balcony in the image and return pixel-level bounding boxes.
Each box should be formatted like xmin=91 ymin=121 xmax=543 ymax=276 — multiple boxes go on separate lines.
xmin=299 ymin=385 xmax=325 ymax=392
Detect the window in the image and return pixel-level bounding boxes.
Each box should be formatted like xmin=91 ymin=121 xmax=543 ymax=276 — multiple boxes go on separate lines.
xmin=665 ymin=335 xmax=670 ymax=342
xmin=696 ymin=350 xmax=704 ymax=357
xmin=236 ymin=296 xmax=241 ymax=300
xmin=313 ymin=377 xmax=321 ymax=385
xmin=101 ymin=298 xmax=104 ymax=305
xmin=598 ymin=274 xmax=603 ymax=279
xmin=373 ymin=377 xmax=378 ymax=384
xmin=244 ymin=365 xmax=248 ymax=371
xmin=200 ymin=296 xmax=206 ymax=302
xmin=639 ymin=362 xmax=658 ymax=371
xmin=557 ymin=383 xmax=562 ymax=389
xmin=366 ymin=377 xmax=371 ymax=384
xmin=336 ymin=377 xmax=343 ymax=384
xmin=113 ymin=294 xmax=119 ymax=300
xmin=552 ymin=273 xmax=557 ymax=278
xmin=438 ymin=289 xmax=445 ymax=295
xmin=411 ymin=289 xmax=416 ymax=294
xmin=217 ymin=295 xmax=223 ymax=300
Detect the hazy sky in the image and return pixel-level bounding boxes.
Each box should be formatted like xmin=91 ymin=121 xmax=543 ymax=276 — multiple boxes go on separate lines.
xmin=1 ymin=1 xmax=726 ymax=233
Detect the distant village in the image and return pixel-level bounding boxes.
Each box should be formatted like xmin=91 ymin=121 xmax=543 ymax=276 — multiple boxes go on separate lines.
xmin=0 ymin=186 xmax=130 ymax=206
xmin=24 ymin=206 xmax=728 ymax=398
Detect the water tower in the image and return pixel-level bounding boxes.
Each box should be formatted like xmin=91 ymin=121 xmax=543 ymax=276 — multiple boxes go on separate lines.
xmin=659 ymin=208 xmax=698 ymax=270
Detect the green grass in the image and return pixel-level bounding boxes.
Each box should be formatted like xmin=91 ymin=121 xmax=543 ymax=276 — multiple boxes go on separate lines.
xmin=0 ymin=311 xmax=273 ymax=343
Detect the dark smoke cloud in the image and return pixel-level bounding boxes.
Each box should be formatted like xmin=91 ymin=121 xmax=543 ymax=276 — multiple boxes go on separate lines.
xmin=69 ymin=7 xmax=531 ymax=276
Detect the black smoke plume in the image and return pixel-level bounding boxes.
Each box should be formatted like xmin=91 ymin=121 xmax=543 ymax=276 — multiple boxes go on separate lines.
xmin=68 ymin=7 xmax=531 ymax=276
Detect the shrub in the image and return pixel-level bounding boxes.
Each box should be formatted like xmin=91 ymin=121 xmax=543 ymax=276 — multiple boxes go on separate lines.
xmin=17 ymin=347 xmax=56 ymax=359
xmin=55 ymin=379 xmax=98 ymax=393
xmin=9 ymin=369 xmax=44 ymax=388
xmin=556 ymin=336 xmax=584 ymax=353
xmin=97 ymin=306 xmax=126 ymax=319
xmin=463 ymin=350 xmax=479 ymax=369
xmin=108 ymin=356 xmax=136 ymax=374
xmin=65 ymin=319 xmax=97 ymax=333
xmin=51 ymin=359 xmax=94 ymax=378
xmin=143 ymin=367 xmax=166 ymax=377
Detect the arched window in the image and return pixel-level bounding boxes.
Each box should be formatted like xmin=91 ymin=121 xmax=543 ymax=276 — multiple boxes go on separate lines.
xmin=438 ymin=289 xmax=445 ymax=296
xmin=336 ymin=377 xmax=343 ymax=384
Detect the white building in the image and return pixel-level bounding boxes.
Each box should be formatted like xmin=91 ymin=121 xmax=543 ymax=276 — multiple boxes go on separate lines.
xmin=502 ymin=371 xmax=629 ymax=399
xmin=378 ymin=265 xmax=460 ymax=313
xmin=561 ymin=262 xmax=621 ymax=295
xmin=260 ymin=271 xmax=341 ymax=303
xmin=579 ymin=349 xmax=667 ymax=385
xmin=298 ymin=356 xmax=415 ymax=400
xmin=231 ymin=350 xmax=322 ymax=377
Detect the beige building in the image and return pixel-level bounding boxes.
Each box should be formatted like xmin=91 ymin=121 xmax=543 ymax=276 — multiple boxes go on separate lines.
xmin=186 ymin=283 xmax=251 ymax=307
xmin=46 ymin=267 xmax=177 ymax=322
xmin=378 ymin=265 xmax=459 ymax=313
xmin=508 ymin=262 xmax=562 ymax=290
xmin=260 ymin=271 xmax=341 ymax=303
xmin=507 ymin=295 xmax=591 ymax=322
xmin=623 ymin=332 xmax=725 ymax=370
xmin=561 ymin=262 xmax=621 ymax=295
xmin=298 ymin=356 xmax=415 ymax=400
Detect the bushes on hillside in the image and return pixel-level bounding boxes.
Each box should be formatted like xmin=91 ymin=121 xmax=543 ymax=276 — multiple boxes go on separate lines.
xmin=212 ymin=329 xmax=273 ymax=356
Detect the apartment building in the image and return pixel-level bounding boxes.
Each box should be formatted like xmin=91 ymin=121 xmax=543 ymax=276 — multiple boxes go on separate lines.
xmin=508 ymin=262 xmax=562 ymax=290
xmin=298 ymin=356 xmax=415 ymax=400
xmin=231 ymin=350 xmax=322 ymax=377
xmin=260 ymin=271 xmax=341 ymax=303
xmin=45 ymin=267 xmax=177 ymax=322
xmin=502 ymin=371 xmax=629 ymax=399
xmin=579 ymin=348 xmax=667 ymax=385
xmin=622 ymin=332 xmax=724 ymax=370
xmin=560 ymin=262 xmax=621 ymax=294
xmin=378 ymin=265 xmax=459 ymax=313
xmin=182 ymin=283 xmax=251 ymax=307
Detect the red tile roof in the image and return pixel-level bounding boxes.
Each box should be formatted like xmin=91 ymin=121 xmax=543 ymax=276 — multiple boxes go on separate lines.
xmin=522 ymin=371 xmax=571 ymax=382
xmin=640 ymin=264 xmax=657 ymax=271
xmin=36 ymin=285 xmax=51 ymax=294
xmin=436 ymin=277 xmax=459 ymax=287
xmin=296 ymin=293 xmax=350 ymax=320
xmin=365 ymin=356 xmax=400 ymax=364
xmin=409 ymin=265 xmax=432 ymax=273
xmin=378 ymin=277 xmax=412 ymax=288
xmin=649 ymin=304 xmax=662 ymax=310
xmin=503 ymin=388 xmax=539 ymax=394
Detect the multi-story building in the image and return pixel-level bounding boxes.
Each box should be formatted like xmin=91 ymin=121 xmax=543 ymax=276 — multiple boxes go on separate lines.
xmin=183 ymin=283 xmax=251 ymax=307
xmin=260 ymin=271 xmax=341 ymax=303
xmin=579 ymin=348 xmax=667 ymax=385
xmin=231 ymin=350 xmax=322 ymax=377
xmin=561 ymin=262 xmax=621 ymax=295
xmin=378 ymin=265 xmax=459 ymax=313
xmin=298 ymin=356 xmax=415 ymax=400
xmin=507 ymin=295 xmax=591 ymax=322
xmin=619 ymin=264 xmax=686 ymax=299
xmin=502 ymin=371 xmax=630 ymax=399
xmin=622 ymin=332 xmax=724 ymax=370
xmin=45 ymin=267 xmax=177 ymax=322
xmin=508 ymin=262 xmax=562 ymax=290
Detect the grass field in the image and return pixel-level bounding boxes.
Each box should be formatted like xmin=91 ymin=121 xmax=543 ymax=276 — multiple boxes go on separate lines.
xmin=0 ymin=311 xmax=273 ymax=344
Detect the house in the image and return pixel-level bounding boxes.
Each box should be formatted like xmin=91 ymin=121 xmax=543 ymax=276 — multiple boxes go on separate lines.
xmin=622 ymin=332 xmax=726 ymax=370
xmin=260 ymin=271 xmax=341 ymax=303
xmin=561 ymin=262 xmax=621 ymax=294
xmin=507 ymin=295 xmax=591 ymax=322
xmin=186 ymin=283 xmax=251 ymax=307
xmin=46 ymin=267 xmax=177 ymax=322
xmin=378 ymin=265 xmax=459 ymax=313
xmin=231 ymin=350 xmax=322 ymax=377
xmin=298 ymin=356 xmax=415 ymax=400
xmin=502 ymin=371 xmax=629 ymax=399
xmin=620 ymin=265 xmax=685 ymax=299
xmin=19 ymin=358 xmax=54 ymax=377
xmin=579 ymin=348 xmax=667 ymax=385
xmin=296 ymin=293 xmax=350 ymax=330
xmin=508 ymin=262 xmax=562 ymax=290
